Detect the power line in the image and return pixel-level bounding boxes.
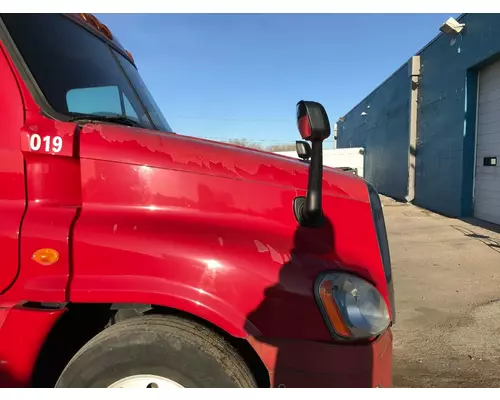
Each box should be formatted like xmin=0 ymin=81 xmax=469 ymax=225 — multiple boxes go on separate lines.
xmin=200 ymin=138 xmax=293 ymax=143
xmin=170 ymin=115 xmax=290 ymax=123
xmin=194 ymin=136 xmax=335 ymax=144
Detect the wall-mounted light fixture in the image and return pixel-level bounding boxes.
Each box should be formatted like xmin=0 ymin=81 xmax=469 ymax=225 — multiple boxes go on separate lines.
xmin=439 ymin=17 xmax=465 ymax=35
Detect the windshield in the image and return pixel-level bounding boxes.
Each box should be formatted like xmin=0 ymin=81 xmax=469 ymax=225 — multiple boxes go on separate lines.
xmin=1 ymin=13 xmax=172 ymax=132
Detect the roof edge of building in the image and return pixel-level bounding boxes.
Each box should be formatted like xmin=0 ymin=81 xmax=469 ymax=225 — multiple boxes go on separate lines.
xmin=338 ymin=13 xmax=467 ymax=123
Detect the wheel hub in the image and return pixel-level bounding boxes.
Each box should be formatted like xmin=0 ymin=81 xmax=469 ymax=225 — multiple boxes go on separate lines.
xmin=108 ymin=374 xmax=184 ymax=388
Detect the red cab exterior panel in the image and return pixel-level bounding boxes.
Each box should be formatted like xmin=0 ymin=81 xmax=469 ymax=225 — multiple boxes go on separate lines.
xmin=0 ymin=13 xmax=393 ymax=388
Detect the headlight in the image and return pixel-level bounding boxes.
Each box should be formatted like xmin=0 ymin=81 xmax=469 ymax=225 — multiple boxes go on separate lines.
xmin=315 ymin=272 xmax=390 ymax=339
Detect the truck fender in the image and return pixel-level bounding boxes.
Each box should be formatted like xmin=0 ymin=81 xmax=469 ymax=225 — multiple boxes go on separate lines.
xmin=69 ymin=275 xmax=261 ymax=338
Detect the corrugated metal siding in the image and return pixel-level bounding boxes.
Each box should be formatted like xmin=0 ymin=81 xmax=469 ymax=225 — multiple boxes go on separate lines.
xmin=474 ymin=59 xmax=500 ymax=224
xmin=416 ymin=13 xmax=500 ymax=217
xmin=336 ymin=66 xmax=410 ymax=200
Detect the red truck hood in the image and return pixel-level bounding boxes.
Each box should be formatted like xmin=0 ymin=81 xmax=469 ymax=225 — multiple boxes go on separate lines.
xmin=79 ymin=124 xmax=369 ymax=203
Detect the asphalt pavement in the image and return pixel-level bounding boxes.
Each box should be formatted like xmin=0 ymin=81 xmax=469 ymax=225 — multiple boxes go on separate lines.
xmin=382 ymin=197 xmax=500 ymax=387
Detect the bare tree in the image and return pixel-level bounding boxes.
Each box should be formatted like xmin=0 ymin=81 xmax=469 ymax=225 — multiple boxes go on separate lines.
xmin=266 ymin=144 xmax=296 ymax=152
xmin=224 ymin=138 xmax=296 ymax=153
xmin=224 ymin=138 xmax=264 ymax=150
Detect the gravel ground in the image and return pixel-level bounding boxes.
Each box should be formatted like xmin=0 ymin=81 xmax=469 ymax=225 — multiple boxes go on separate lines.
xmin=381 ymin=197 xmax=500 ymax=387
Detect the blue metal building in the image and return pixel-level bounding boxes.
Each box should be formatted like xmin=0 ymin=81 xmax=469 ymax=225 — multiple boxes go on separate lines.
xmin=336 ymin=14 xmax=500 ymax=225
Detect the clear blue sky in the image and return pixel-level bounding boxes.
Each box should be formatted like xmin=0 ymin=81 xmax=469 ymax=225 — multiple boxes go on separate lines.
xmin=98 ymin=13 xmax=457 ymax=147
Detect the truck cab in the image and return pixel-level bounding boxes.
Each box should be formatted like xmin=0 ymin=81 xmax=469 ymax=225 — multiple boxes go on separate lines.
xmin=0 ymin=13 xmax=394 ymax=388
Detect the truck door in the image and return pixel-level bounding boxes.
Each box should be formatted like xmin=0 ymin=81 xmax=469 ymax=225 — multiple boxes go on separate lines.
xmin=0 ymin=14 xmax=82 ymax=302
xmin=0 ymin=43 xmax=26 ymax=293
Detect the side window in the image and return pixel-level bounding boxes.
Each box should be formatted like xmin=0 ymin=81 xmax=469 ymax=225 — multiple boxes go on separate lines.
xmin=123 ymin=96 xmax=138 ymax=120
xmin=66 ymin=86 xmax=139 ymax=121
xmin=67 ymin=86 xmax=121 ymax=115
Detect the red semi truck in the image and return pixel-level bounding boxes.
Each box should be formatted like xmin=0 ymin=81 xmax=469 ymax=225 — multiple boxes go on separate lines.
xmin=0 ymin=13 xmax=395 ymax=388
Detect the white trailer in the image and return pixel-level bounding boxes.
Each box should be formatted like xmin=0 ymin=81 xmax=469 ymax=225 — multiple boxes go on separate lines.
xmin=274 ymin=147 xmax=365 ymax=178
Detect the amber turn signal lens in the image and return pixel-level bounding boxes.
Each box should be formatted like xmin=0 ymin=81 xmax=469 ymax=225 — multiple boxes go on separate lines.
xmin=318 ymin=279 xmax=352 ymax=338
xmin=32 ymin=248 xmax=59 ymax=266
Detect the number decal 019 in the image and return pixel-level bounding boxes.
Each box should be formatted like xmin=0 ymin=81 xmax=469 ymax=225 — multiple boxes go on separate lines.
xmin=29 ymin=134 xmax=63 ymax=153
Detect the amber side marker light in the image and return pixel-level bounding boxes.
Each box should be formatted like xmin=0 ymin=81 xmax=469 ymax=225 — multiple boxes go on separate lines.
xmin=32 ymin=248 xmax=59 ymax=266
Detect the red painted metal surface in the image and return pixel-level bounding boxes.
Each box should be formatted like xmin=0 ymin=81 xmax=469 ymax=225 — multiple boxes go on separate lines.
xmin=2 ymin=113 xmax=81 ymax=303
xmin=0 ymin=44 xmax=26 ymax=294
xmin=19 ymin=147 xmax=81 ymax=302
xmin=0 ymin=306 xmax=66 ymax=388
xmin=248 ymin=329 xmax=393 ymax=388
xmin=70 ymin=124 xmax=388 ymax=341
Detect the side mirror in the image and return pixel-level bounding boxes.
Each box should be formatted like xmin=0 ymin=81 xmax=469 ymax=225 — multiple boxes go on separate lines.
xmin=297 ymin=101 xmax=331 ymax=142
xmin=294 ymin=100 xmax=331 ymax=227
xmin=296 ymin=140 xmax=311 ymax=161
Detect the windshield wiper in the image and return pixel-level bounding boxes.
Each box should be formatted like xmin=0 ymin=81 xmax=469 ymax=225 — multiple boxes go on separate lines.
xmin=68 ymin=114 xmax=144 ymax=128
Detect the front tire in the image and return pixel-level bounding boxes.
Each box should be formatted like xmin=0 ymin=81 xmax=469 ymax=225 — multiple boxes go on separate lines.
xmin=55 ymin=314 xmax=257 ymax=388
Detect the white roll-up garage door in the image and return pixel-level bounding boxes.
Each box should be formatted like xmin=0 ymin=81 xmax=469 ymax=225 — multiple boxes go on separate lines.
xmin=475 ymin=61 xmax=500 ymax=225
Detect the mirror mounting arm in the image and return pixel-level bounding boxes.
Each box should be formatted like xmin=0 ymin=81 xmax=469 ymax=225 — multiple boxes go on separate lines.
xmin=293 ymin=100 xmax=331 ymax=228
xmin=305 ymin=140 xmax=323 ymax=220
xmin=293 ymin=140 xmax=324 ymax=227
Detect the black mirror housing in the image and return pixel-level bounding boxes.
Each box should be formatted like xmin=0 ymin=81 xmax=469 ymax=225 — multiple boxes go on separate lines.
xmin=296 ymin=100 xmax=331 ymax=142
xmin=296 ymin=140 xmax=311 ymax=161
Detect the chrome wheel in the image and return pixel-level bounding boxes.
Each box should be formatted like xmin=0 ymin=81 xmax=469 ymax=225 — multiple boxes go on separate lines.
xmin=108 ymin=374 xmax=184 ymax=388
